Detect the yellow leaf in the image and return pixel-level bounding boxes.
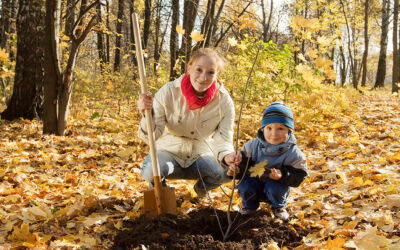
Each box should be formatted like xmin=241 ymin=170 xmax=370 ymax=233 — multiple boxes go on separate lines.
xmin=379 ymin=157 xmax=387 ymax=164
xmin=317 ymin=36 xmax=331 ymax=47
xmin=228 ymin=37 xmax=237 ymax=46
xmin=39 ymin=163 xmax=52 ymax=169
xmin=180 ymin=200 xmax=193 ymax=209
xmin=237 ymin=43 xmax=247 ymax=50
xmin=29 ymin=206 xmax=48 ymax=219
xmin=323 ymin=237 xmax=346 ymax=249
xmin=190 ymin=31 xmax=204 ymax=42
xmin=346 ymin=152 xmax=356 ymax=159
xmin=249 ymin=160 xmax=268 ymax=178
xmin=0 ymin=48 xmax=9 ymax=61
xmin=388 ymin=151 xmax=400 ymax=162
xmin=353 ymin=177 xmax=363 ymax=186
xmin=325 ymin=68 xmax=337 ymax=80
xmin=176 ymin=25 xmax=185 ymax=35
xmin=124 ymin=210 xmax=141 ymax=220
xmin=314 ymin=57 xmax=333 ymax=68
xmin=330 ymin=123 xmax=342 ymax=129
xmin=354 ymin=227 xmax=391 ymax=249
xmin=106 ymin=81 xmax=114 ymax=91
xmin=343 ymin=220 xmax=358 ymax=229
xmin=386 ymin=185 xmax=398 ymax=195
xmin=8 ymin=223 xmax=37 ymax=242
xmin=363 ymin=180 xmax=373 ymax=186
xmin=114 ymin=220 xmax=123 ymax=230
xmin=298 ymin=53 xmax=306 ymax=62
xmin=307 ymin=48 xmax=318 ymax=59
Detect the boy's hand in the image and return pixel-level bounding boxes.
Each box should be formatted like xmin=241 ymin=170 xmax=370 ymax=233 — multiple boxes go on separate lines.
xmin=268 ymin=168 xmax=282 ymax=180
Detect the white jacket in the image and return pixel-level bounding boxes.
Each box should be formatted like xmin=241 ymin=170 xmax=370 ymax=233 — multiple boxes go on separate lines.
xmin=138 ymin=75 xmax=235 ymax=168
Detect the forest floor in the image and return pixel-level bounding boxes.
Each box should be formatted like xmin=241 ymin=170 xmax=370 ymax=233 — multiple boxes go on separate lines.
xmin=0 ymin=90 xmax=399 ymax=249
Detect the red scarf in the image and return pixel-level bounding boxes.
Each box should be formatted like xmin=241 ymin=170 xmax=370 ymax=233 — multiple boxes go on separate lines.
xmin=181 ymin=74 xmax=217 ymax=110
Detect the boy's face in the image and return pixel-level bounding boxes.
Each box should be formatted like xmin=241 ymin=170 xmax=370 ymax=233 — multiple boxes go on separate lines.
xmin=263 ymin=123 xmax=290 ymax=145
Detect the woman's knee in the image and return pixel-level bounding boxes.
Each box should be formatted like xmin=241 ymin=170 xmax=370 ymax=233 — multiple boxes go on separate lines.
xmin=140 ymin=156 xmax=153 ymax=182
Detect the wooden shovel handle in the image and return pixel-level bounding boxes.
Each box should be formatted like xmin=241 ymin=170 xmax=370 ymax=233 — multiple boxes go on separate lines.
xmin=132 ymin=13 xmax=162 ymax=214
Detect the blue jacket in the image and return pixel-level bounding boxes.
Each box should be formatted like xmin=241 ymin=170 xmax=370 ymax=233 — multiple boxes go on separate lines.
xmin=236 ymin=129 xmax=308 ymax=187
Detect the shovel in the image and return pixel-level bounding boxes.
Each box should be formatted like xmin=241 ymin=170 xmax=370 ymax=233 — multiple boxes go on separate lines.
xmin=132 ymin=13 xmax=177 ymax=218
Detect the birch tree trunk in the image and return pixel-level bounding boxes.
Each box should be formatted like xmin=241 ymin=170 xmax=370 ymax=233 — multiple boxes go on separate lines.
xmin=374 ymin=0 xmax=389 ymax=88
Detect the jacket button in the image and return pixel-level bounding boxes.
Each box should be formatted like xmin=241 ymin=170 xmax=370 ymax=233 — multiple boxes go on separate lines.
xmin=187 ymin=156 xmax=190 ymax=159
xmin=190 ymin=131 xmax=194 ymax=135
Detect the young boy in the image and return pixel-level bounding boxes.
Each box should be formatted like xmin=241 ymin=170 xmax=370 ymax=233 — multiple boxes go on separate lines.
xmin=226 ymin=101 xmax=307 ymax=220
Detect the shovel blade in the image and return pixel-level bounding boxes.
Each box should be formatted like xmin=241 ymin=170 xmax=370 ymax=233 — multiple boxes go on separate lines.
xmin=144 ymin=186 xmax=177 ymax=218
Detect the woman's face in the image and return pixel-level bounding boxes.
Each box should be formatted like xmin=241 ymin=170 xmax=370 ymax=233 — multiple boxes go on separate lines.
xmin=263 ymin=123 xmax=289 ymax=145
xmin=187 ymin=56 xmax=219 ymax=94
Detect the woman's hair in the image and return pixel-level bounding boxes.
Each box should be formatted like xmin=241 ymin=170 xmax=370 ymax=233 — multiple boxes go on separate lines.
xmin=187 ymin=47 xmax=225 ymax=72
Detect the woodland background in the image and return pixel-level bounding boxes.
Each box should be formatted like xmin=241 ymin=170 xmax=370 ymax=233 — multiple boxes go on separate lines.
xmin=0 ymin=0 xmax=399 ymax=249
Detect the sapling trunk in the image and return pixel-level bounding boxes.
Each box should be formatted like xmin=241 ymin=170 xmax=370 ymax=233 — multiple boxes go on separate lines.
xmin=223 ymin=44 xmax=262 ymax=242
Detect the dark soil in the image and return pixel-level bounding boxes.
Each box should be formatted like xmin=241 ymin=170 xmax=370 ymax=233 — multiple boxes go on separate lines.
xmin=112 ymin=207 xmax=308 ymax=249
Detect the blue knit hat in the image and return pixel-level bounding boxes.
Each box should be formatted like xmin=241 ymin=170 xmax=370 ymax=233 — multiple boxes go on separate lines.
xmin=261 ymin=101 xmax=294 ymax=130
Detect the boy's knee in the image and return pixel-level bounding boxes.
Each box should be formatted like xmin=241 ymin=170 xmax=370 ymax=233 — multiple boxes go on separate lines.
xmin=264 ymin=181 xmax=288 ymax=192
xmin=238 ymin=178 xmax=258 ymax=193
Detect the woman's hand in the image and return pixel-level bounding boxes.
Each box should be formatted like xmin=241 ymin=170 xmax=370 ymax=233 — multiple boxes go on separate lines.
xmin=224 ymin=152 xmax=242 ymax=176
xmin=227 ymin=165 xmax=240 ymax=177
xmin=269 ymin=168 xmax=282 ymax=180
xmin=138 ymin=93 xmax=153 ymax=115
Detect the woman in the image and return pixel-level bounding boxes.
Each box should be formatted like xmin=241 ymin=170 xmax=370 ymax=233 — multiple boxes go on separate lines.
xmin=138 ymin=48 xmax=240 ymax=198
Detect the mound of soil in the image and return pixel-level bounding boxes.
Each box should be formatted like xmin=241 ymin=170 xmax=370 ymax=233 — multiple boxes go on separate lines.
xmin=112 ymin=207 xmax=308 ymax=249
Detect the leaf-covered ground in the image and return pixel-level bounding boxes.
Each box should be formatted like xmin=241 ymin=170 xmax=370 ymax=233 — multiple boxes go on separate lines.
xmin=0 ymin=90 xmax=399 ymax=249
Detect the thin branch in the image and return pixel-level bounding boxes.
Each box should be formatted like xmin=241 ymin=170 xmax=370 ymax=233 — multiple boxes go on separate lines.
xmin=223 ymin=43 xmax=262 ymax=242
xmin=71 ymin=0 xmax=100 ymax=39
xmin=214 ymin=1 xmax=253 ymax=47
xmin=76 ymin=14 xmax=97 ymax=44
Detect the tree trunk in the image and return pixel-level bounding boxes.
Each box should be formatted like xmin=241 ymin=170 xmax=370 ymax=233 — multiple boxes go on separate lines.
xmin=209 ymin=0 xmax=225 ymax=45
xmin=153 ymin=0 xmax=161 ymax=73
xmin=106 ymin=0 xmax=110 ymax=63
xmin=1 ymin=0 xmax=45 ymax=120
xmin=339 ymin=44 xmax=347 ymax=86
xmin=57 ymin=7 xmax=98 ymax=135
xmin=96 ymin=3 xmax=106 ymax=70
xmin=65 ymin=0 xmax=75 ymax=37
xmin=340 ymin=0 xmax=357 ymax=89
xmin=180 ymin=0 xmax=199 ymax=72
xmin=43 ymin=0 xmax=62 ymax=134
xmin=43 ymin=0 xmax=99 ymax=135
xmin=199 ymin=0 xmax=216 ymax=48
xmin=361 ymin=0 xmax=369 ymax=87
xmin=262 ymin=0 xmax=273 ymax=42
xmin=0 ymin=0 xmax=11 ymax=49
xmin=392 ymin=0 xmax=399 ymax=88
xmin=142 ymin=0 xmax=152 ymax=49
xmin=129 ymin=2 xmax=137 ymax=66
xmin=374 ymin=0 xmax=389 ymax=88
xmin=114 ymin=0 xmax=125 ymax=71
xmin=169 ymin=0 xmax=179 ymax=79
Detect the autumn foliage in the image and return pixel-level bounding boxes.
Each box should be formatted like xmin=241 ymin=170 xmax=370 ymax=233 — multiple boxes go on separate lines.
xmin=1 ymin=78 xmax=399 ymax=248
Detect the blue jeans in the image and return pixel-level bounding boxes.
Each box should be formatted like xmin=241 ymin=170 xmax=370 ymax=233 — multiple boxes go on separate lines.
xmin=141 ymin=151 xmax=231 ymax=191
xmin=237 ymin=176 xmax=290 ymax=210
